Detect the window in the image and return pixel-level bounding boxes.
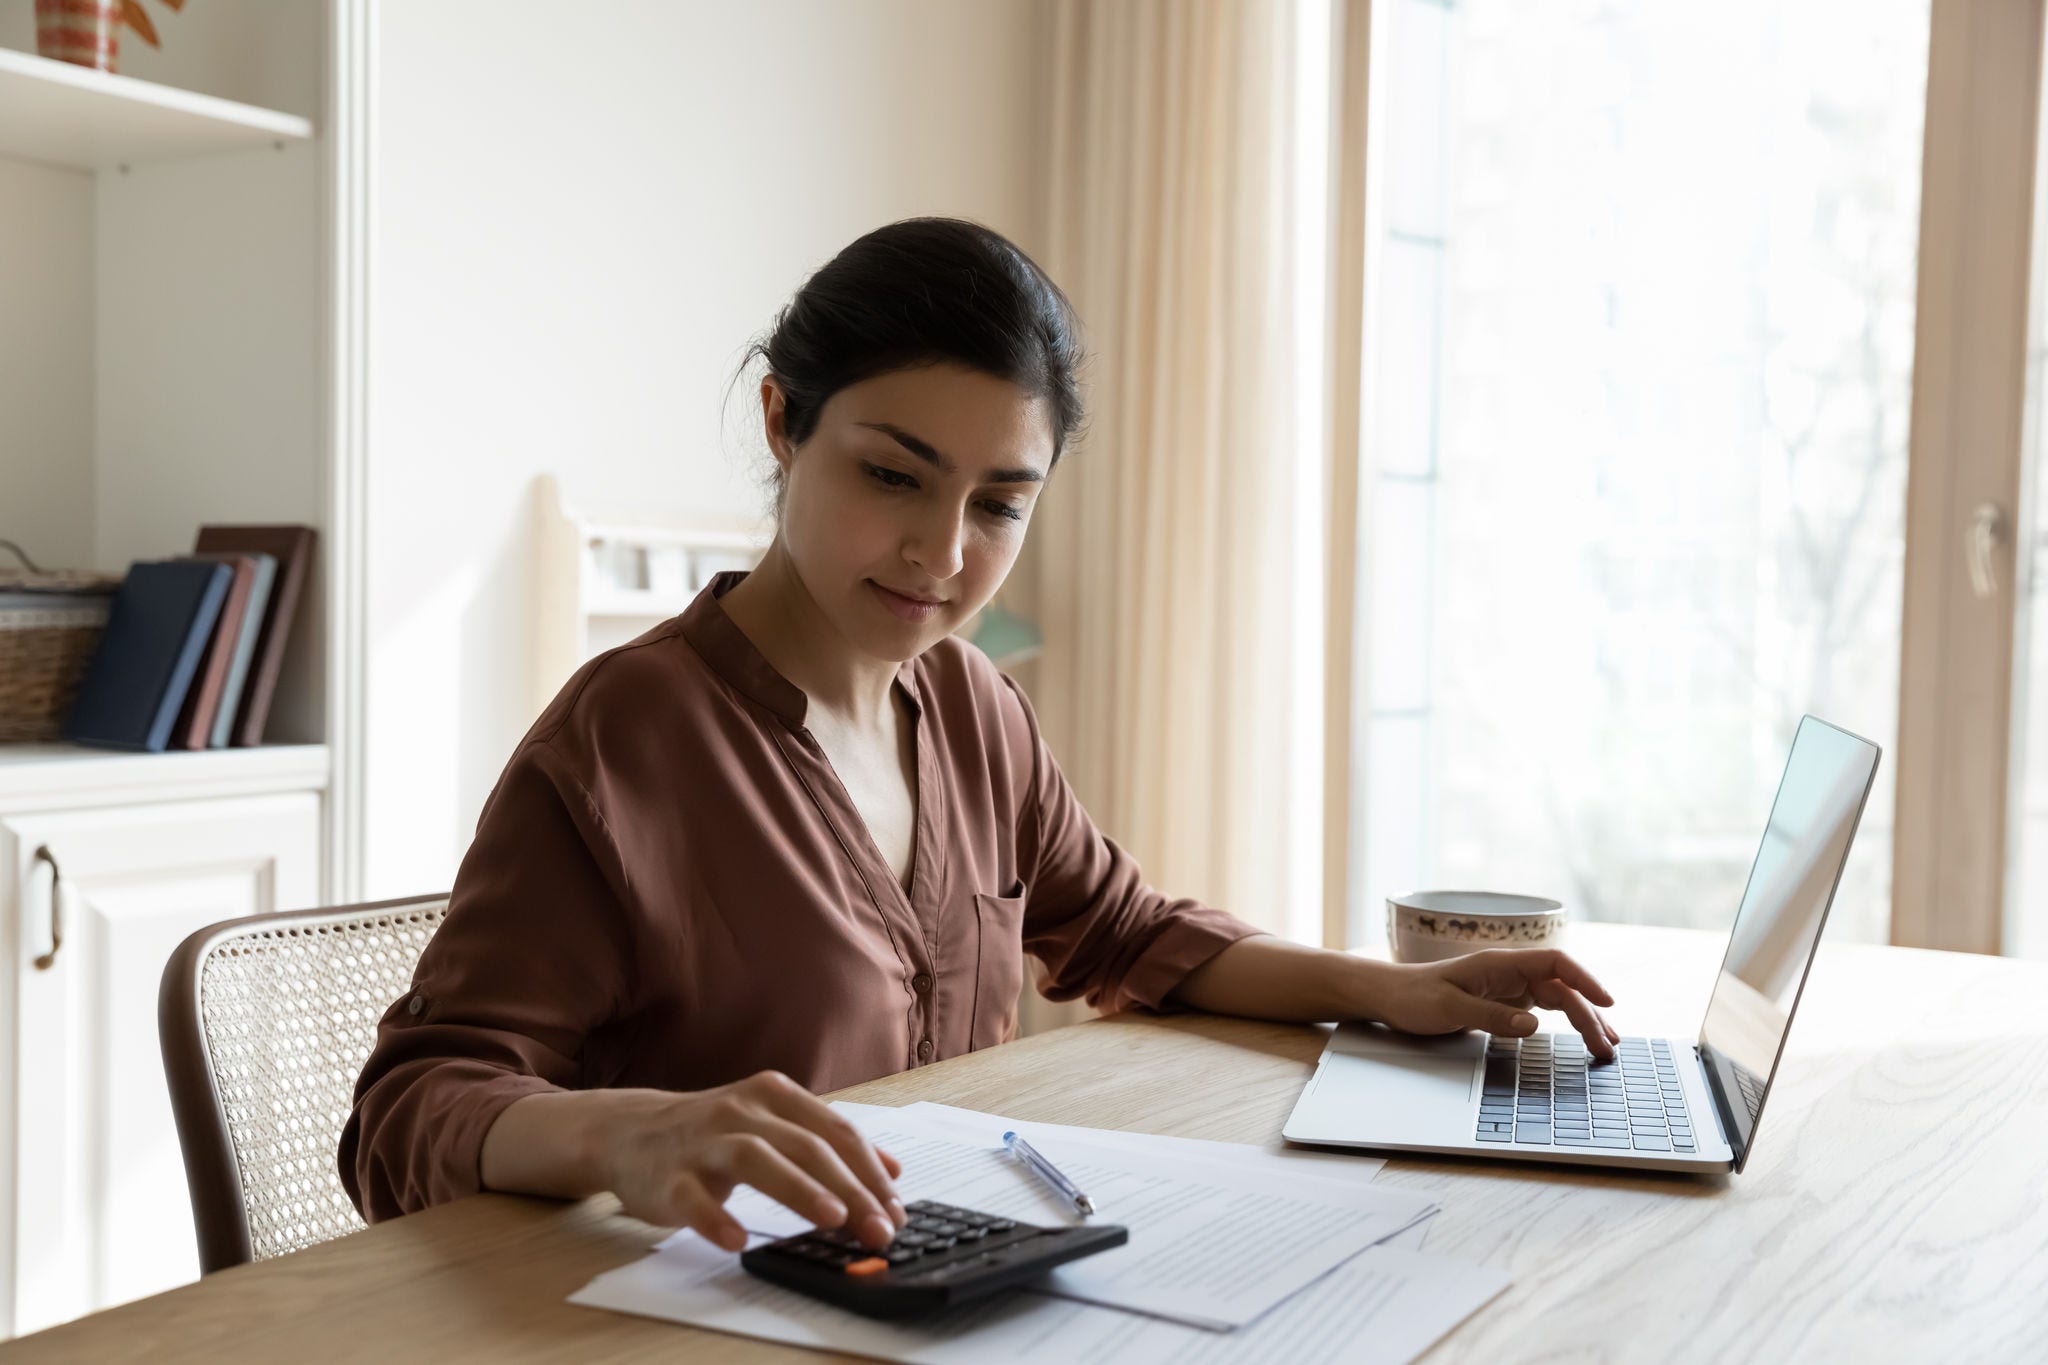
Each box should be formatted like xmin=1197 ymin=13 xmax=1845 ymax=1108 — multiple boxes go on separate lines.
xmin=1352 ymin=0 xmax=1931 ymax=947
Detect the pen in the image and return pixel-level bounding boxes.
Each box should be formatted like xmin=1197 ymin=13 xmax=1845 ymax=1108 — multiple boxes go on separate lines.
xmin=1003 ymin=1130 xmax=1097 ymax=1218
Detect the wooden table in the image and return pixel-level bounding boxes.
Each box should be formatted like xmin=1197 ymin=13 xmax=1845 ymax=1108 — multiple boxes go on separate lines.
xmin=9 ymin=923 xmax=2047 ymax=1363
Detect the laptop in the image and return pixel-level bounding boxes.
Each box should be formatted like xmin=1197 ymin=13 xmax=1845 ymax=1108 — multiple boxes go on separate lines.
xmin=1283 ymin=715 xmax=1881 ymax=1174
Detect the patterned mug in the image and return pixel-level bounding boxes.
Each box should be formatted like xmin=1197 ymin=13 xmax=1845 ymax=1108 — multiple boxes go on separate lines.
xmin=1386 ymin=890 xmax=1567 ymax=964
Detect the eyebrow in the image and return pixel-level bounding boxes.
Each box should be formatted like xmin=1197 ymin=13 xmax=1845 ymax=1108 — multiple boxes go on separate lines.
xmin=855 ymin=421 xmax=1046 ymax=485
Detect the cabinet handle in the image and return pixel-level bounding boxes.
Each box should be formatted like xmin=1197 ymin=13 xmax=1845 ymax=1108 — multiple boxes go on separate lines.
xmin=31 ymin=844 xmax=62 ymax=971
xmin=1968 ymin=501 xmax=2007 ymax=599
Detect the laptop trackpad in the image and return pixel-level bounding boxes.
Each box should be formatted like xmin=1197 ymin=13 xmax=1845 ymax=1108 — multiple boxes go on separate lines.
xmin=1288 ymin=1042 xmax=1479 ymax=1147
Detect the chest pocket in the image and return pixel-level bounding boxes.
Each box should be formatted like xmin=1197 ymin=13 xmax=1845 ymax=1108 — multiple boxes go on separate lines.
xmin=969 ymin=880 xmax=1028 ymax=1049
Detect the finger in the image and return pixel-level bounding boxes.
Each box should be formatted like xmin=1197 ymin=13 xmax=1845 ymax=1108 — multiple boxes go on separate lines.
xmin=746 ymin=1072 xmax=904 ymax=1223
xmin=745 ymin=1113 xmax=898 ymax=1246
xmin=1532 ymin=979 xmax=1615 ymax=1060
xmin=876 ymin=1147 xmax=906 ymax=1223
xmin=1596 ymin=1008 xmax=1620 ymax=1045
xmin=1477 ymin=1000 xmax=1539 ymax=1037
xmin=709 ymin=1133 xmax=856 ymax=1239
xmin=1535 ymin=949 xmax=1614 ymax=1007
xmin=665 ymin=1172 xmax=748 ymax=1253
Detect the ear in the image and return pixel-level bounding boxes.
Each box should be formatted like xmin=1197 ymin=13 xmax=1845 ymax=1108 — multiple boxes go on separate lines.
xmin=760 ymin=376 xmax=796 ymax=473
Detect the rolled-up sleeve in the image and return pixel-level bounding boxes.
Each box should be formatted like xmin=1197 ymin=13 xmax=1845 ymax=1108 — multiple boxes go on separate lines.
xmin=998 ymin=675 xmax=1264 ymax=1013
xmin=338 ymin=738 xmax=637 ymax=1223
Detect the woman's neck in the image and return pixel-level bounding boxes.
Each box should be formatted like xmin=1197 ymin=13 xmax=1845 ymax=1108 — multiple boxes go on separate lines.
xmin=717 ymin=549 xmax=904 ymax=737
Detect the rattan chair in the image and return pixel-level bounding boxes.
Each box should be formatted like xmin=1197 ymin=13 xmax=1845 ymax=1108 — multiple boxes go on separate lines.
xmin=159 ymin=893 xmax=450 ymax=1273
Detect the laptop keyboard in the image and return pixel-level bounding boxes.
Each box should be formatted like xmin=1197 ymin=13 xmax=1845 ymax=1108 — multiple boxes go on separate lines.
xmin=1476 ymin=1034 xmax=1699 ymax=1153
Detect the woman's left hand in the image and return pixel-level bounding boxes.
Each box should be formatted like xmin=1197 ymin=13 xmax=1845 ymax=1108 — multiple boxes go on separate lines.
xmin=1367 ymin=948 xmax=1621 ymax=1060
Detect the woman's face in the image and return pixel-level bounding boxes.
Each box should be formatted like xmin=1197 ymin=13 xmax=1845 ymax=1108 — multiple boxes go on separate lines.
xmin=766 ymin=363 xmax=1055 ymax=663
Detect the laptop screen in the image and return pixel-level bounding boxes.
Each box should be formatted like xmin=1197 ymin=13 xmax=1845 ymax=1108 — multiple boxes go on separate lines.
xmin=1698 ymin=716 xmax=1880 ymax=1171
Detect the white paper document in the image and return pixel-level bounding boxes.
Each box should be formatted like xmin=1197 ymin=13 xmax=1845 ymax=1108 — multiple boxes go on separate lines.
xmin=897 ymin=1101 xmax=1389 ymax=1182
xmin=571 ymin=1228 xmax=1503 ymax=1365
xmin=898 ymin=1102 xmax=1418 ymax=1249
xmin=717 ymin=1102 xmax=1436 ymax=1330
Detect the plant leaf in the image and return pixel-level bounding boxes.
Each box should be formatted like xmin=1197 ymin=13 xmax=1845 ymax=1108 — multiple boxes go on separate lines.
xmin=121 ymin=0 xmax=161 ymax=46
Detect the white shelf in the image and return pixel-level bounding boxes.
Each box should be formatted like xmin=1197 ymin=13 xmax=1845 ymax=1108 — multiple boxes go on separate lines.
xmin=583 ymin=523 xmax=760 ymax=552
xmin=0 ymin=742 xmax=330 ymax=815
xmin=532 ymin=473 xmax=769 ymax=713
xmin=0 ymin=47 xmax=313 ymax=172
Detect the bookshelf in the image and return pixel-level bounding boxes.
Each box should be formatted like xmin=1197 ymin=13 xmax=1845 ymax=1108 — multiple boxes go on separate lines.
xmin=0 ymin=4 xmax=337 ymax=1340
xmin=0 ymin=17 xmax=326 ymax=767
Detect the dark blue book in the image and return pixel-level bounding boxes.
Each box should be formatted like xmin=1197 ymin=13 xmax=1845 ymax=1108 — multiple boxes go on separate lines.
xmin=62 ymin=560 xmax=233 ymax=753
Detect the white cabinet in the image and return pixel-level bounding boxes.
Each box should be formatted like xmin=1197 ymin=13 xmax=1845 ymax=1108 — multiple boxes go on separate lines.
xmin=0 ymin=746 xmax=326 ymax=1338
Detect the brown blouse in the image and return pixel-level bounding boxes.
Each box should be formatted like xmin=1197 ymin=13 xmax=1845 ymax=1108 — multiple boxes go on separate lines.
xmin=339 ymin=571 xmax=1263 ymax=1222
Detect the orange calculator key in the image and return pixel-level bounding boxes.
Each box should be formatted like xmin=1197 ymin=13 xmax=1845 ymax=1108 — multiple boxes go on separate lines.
xmin=844 ymin=1257 xmax=889 ymax=1276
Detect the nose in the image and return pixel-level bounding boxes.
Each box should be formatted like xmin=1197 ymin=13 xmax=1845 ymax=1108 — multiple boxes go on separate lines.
xmin=904 ymin=500 xmax=967 ymax=583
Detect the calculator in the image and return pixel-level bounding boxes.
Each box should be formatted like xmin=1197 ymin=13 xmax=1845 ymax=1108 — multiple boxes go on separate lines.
xmin=738 ymin=1198 xmax=1128 ymax=1320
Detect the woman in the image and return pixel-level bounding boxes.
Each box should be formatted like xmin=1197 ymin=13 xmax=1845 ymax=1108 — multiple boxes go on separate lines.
xmin=340 ymin=217 xmax=1619 ymax=1255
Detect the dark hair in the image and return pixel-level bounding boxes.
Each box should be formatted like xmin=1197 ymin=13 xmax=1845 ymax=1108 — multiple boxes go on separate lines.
xmin=736 ymin=218 xmax=1086 ymax=513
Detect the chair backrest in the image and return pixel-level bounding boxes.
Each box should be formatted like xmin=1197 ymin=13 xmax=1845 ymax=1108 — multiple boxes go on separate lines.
xmin=159 ymin=894 xmax=449 ymax=1273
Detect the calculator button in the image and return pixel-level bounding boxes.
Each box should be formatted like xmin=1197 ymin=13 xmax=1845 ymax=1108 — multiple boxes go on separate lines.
xmin=895 ymin=1231 xmax=933 ymax=1248
xmin=926 ymin=1237 xmax=958 ymax=1251
xmin=987 ymin=1220 xmax=1016 ymax=1232
xmin=956 ymin=1225 xmax=989 ymax=1240
xmin=884 ymin=1247 xmax=921 ymax=1264
xmin=844 ymin=1257 xmax=889 ymax=1276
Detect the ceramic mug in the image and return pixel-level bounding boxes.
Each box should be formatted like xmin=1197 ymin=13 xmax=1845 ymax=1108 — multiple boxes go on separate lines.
xmin=1386 ymin=890 xmax=1567 ymax=964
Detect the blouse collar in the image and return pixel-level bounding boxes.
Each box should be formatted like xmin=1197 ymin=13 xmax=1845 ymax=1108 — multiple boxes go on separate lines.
xmin=680 ymin=570 xmax=922 ymax=728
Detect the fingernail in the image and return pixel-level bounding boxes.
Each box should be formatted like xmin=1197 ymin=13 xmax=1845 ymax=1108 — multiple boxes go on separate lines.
xmin=888 ymin=1197 xmax=908 ymax=1226
xmin=863 ymin=1213 xmax=895 ymax=1246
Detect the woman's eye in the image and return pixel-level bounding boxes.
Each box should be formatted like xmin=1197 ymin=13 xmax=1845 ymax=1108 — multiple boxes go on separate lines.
xmin=863 ymin=463 xmax=1023 ymax=523
xmin=863 ymin=463 xmax=916 ymax=489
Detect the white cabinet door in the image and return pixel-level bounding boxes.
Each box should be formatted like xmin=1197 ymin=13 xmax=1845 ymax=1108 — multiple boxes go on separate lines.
xmin=2 ymin=792 xmax=321 ymax=1337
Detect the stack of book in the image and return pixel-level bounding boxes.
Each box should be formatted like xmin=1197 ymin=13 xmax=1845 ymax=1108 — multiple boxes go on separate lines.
xmin=60 ymin=525 xmax=316 ymax=753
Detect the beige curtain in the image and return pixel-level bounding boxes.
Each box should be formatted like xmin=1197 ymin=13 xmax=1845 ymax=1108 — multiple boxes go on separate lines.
xmin=1017 ymin=0 xmax=1324 ymax=958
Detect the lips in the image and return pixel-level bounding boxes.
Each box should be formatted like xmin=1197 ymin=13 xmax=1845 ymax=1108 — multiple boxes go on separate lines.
xmin=869 ymin=580 xmax=948 ymax=622
xmin=876 ymin=584 xmax=944 ymax=605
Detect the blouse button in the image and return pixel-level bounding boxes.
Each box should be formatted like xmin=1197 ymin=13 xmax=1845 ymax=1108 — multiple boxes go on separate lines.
xmin=917 ymin=1038 xmax=934 ymax=1062
xmin=912 ymin=973 xmax=934 ymax=995
xmin=406 ymin=993 xmax=425 ymax=1017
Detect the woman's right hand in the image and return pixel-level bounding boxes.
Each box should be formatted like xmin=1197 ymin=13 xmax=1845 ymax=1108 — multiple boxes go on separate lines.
xmin=595 ymin=1070 xmax=906 ymax=1252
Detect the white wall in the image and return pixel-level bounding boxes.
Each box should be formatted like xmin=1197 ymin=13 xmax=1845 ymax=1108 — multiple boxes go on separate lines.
xmin=365 ymin=0 xmax=1051 ymax=896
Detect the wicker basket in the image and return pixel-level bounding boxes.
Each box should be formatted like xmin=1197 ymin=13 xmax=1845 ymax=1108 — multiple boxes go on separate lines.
xmin=0 ymin=541 xmax=123 ymax=743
